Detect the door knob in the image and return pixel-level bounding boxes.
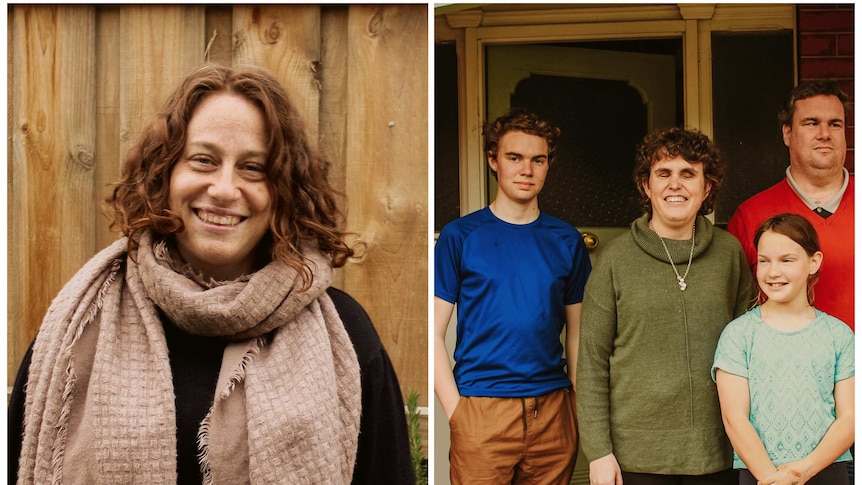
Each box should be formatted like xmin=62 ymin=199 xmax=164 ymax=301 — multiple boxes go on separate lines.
xmin=582 ymin=232 xmax=599 ymax=250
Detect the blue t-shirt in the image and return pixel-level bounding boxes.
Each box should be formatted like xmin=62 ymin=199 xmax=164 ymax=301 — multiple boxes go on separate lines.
xmin=435 ymin=207 xmax=591 ymax=397
xmin=712 ymin=307 xmax=854 ymax=469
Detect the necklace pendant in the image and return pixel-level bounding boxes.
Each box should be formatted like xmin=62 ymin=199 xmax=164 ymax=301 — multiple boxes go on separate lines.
xmin=678 ymin=277 xmax=687 ymax=291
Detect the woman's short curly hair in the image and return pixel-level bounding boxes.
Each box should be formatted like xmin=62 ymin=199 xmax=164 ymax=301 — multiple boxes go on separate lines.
xmin=633 ymin=127 xmax=724 ymax=216
xmin=105 ymin=63 xmax=353 ymax=286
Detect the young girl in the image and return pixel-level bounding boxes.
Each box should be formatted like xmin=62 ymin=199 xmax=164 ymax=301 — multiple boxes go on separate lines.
xmin=712 ymin=213 xmax=854 ymax=485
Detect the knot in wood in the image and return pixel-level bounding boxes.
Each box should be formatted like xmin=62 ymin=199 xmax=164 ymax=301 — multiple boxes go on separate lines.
xmin=263 ymin=21 xmax=283 ymax=44
xmin=73 ymin=146 xmax=95 ymax=169
xmin=349 ymin=239 xmax=368 ymax=262
xmin=367 ymin=9 xmax=384 ymax=36
xmin=309 ymin=60 xmax=321 ymax=80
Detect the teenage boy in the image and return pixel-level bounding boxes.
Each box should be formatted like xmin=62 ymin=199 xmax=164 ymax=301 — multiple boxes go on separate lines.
xmin=434 ymin=109 xmax=591 ymax=484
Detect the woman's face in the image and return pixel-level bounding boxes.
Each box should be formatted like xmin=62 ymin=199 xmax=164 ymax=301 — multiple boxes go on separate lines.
xmin=169 ymin=92 xmax=273 ymax=281
xmin=642 ymin=155 xmax=711 ymax=238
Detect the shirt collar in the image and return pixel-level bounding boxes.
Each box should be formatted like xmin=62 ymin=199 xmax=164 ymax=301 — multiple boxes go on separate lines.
xmin=785 ymin=166 xmax=848 ymax=213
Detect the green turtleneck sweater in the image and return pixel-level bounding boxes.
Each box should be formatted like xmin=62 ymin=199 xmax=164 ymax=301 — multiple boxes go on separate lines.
xmin=577 ymin=214 xmax=756 ymax=475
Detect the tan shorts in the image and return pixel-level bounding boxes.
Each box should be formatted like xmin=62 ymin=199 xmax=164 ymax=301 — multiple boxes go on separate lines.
xmin=448 ymin=387 xmax=578 ymax=485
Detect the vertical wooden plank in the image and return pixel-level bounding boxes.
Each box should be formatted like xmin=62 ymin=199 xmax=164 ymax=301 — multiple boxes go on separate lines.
xmin=7 ymin=1 xmax=17 ymax=388
xmin=320 ymin=6 xmax=350 ymax=290
xmin=342 ymin=4 xmax=429 ymax=403
xmin=6 ymin=6 xmax=18 ymax=390
xmin=95 ymin=6 xmax=121 ymax=250
xmin=9 ymin=5 xmax=97 ymax=380
xmin=118 ymin=5 xmax=207 ymax=162
xmin=204 ymin=5 xmax=234 ymax=66
xmin=232 ymin=5 xmax=321 ymax=139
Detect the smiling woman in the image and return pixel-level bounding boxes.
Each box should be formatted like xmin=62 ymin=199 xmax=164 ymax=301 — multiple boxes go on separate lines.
xmin=577 ymin=127 xmax=758 ymax=485
xmin=10 ymin=64 xmax=414 ymax=485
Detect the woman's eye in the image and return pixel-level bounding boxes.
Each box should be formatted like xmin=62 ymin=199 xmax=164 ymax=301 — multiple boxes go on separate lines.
xmin=241 ymin=163 xmax=268 ymax=180
xmin=241 ymin=163 xmax=267 ymax=176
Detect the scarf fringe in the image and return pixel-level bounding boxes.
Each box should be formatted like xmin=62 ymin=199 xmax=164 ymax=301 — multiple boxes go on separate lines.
xmin=219 ymin=336 xmax=264 ymax=400
xmin=197 ymin=408 xmax=214 ymax=485
xmin=49 ymin=259 xmax=121 ymax=484
xmin=49 ymin=363 xmax=74 ymax=485
xmin=197 ymin=336 xmax=266 ymax=484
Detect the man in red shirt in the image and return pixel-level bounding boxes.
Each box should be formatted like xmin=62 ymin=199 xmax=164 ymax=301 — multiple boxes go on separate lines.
xmin=728 ymin=81 xmax=854 ymax=331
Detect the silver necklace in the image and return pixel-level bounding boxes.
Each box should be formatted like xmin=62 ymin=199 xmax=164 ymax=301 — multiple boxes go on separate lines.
xmin=651 ymin=222 xmax=696 ymax=291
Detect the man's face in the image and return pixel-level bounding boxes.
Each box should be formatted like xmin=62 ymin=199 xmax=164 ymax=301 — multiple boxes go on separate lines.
xmin=488 ymin=130 xmax=550 ymax=205
xmin=783 ymin=94 xmax=846 ymax=174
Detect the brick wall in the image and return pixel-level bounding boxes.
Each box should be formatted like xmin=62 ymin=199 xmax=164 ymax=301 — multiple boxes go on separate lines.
xmin=797 ymin=4 xmax=855 ymax=172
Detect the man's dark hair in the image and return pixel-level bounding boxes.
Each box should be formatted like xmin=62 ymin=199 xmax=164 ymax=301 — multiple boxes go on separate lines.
xmin=778 ymin=81 xmax=850 ymax=128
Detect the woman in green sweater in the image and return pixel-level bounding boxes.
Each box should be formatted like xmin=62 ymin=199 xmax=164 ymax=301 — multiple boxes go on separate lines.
xmin=577 ymin=127 xmax=757 ymax=485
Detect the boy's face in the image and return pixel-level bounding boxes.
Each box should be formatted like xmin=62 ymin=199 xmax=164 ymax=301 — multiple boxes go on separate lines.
xmin=488 ymin=130 xmax=549 ymax=205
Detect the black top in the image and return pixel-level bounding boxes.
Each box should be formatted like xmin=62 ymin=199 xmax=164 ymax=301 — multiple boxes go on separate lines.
xmin=8 ymin=287 xmax=415 ymax=485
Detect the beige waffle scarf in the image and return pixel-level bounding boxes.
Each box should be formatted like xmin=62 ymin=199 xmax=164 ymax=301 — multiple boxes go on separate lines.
xmin=17 ymin=230 xmax=361 ymax=484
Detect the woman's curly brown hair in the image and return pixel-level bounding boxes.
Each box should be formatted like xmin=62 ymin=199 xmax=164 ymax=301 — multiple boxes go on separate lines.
xmin=105 ymin=63 xmax=353 ymax=287
xmin=633 ymin=127 xmax=724 ymax=217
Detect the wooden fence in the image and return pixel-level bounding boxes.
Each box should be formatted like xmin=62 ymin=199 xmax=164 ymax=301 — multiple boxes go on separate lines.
xmin=7 ymin=4 xmax=429 ymax=413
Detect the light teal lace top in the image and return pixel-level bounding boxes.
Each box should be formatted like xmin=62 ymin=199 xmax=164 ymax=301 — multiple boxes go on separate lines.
xmin=712 ymin=307 xmax=854 ymax=469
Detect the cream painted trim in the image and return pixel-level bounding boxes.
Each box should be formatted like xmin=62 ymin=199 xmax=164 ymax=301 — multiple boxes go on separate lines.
xmin=442 ymin=3 xmax=793 ymax=29
xmin=698 ymin=22 xmax=714 ymax=137
xmin=462 ymin=27 xmax=487 ymax=214
xmin=710 ymin=4 xmax=795 ymax=30
xmin=478 ymin=20 xmax=687 ymax=44
xmin=447 ymin=4 xmax=682 ymax=27
xmin=434 ymin=15 xmax=458 ymax=43
xmin=684 ymin=18 xmax=700 ymax=131
xmin=445 ymin=11 xmax=482 ymax=29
